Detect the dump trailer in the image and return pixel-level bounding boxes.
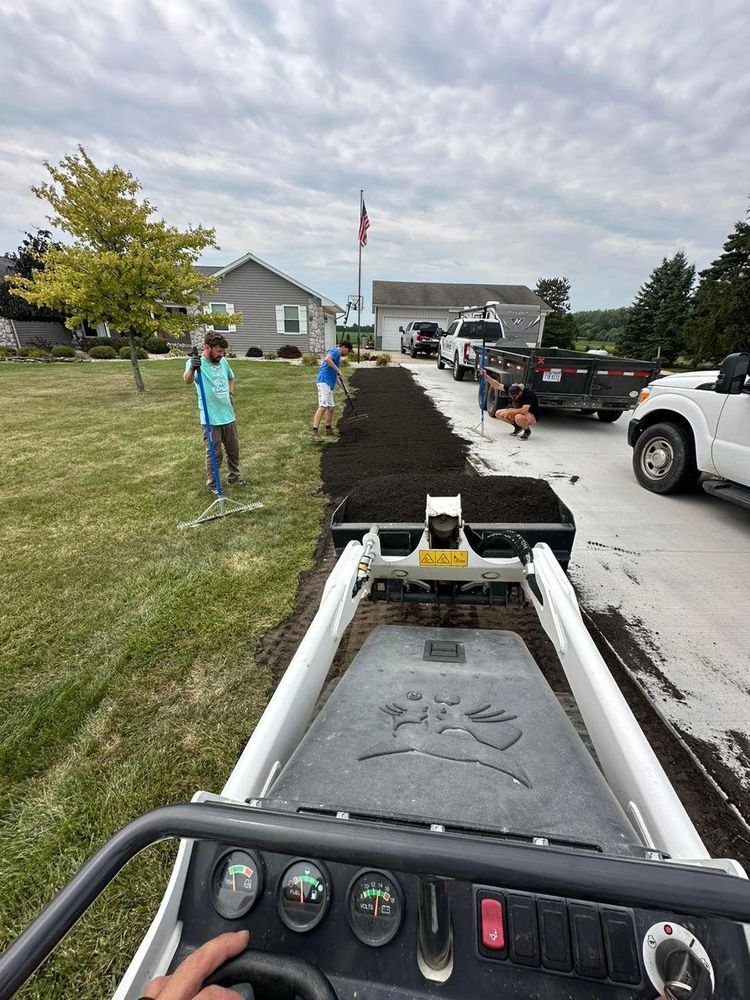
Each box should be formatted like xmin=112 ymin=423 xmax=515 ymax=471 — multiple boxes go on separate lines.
xmin=477 ymin=344 xmax=661 ymax=422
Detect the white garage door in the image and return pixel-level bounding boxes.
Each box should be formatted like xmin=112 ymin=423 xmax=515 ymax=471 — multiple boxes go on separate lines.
xmin=380 ymin=314 xmax=412 ymax=351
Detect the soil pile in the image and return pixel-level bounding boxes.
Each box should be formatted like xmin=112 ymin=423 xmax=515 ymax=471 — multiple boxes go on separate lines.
xmin=343 ymin=472 xmax=563 ymax=523
xmin=323 ymin=368 xmax=561 ymax=524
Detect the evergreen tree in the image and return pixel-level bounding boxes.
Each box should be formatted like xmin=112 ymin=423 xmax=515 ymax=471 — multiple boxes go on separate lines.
xmin=684 ymin=211 xmax=750 ymax=363
xmin=535 ymin=276 xmax=576 ymax=349
xmin=619 ymin=252 xmax=694 ymax=364
xmin=0 ymin=230 xmax=66 ymax=322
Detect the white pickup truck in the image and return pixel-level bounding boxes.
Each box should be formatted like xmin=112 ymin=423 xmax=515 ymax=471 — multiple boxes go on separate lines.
xmin=437 ymin=317 xmax=504 ymax=380
xmin=628 ymin=352 xmax=750 ymax=509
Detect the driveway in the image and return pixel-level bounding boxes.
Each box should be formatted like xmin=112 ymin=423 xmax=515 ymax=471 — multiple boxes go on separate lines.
xmin=403 ymin=359 xmax=750 ymax=820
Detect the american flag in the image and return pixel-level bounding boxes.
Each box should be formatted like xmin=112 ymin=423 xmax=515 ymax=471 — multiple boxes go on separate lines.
xmin=358 ymin=200 xmax=370 ymax=247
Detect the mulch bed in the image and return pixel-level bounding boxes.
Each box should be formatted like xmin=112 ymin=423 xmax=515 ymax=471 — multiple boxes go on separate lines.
xmin=324 ymin=367 xmax=559 ymax=523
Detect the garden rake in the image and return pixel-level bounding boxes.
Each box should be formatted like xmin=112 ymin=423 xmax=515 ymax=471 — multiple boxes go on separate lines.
xmin=469 ymin=339 xmax=495 ymax=441
xmin=337 ymin=374 xmax=369 ymax=422
xmin=178 ymin=351 xmax=264 ymax=529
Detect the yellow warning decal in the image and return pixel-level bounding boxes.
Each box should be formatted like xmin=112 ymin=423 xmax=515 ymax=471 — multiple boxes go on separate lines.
xmin=418 ymin=550 xmax=468 ymax=567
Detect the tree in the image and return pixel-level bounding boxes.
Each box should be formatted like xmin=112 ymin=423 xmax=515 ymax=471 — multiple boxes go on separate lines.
xmin=535 ymin=276 xmax=577 ymax=349
xmin=535 ymin=277 xmax=571 ymax=314
xmin=10 ymin=147 xmax=235 ymax=391
xmin=684 ymin=211 xmax=750 ymax=363
xmin=619 ymin=252 xmax=695 ymax=364
xmin=0 ymin=230 xmax=66 ymax=322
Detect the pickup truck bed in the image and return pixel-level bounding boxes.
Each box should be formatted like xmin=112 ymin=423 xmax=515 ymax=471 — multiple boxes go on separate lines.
xmin=478 ymin=345 xmax=660 ymax=421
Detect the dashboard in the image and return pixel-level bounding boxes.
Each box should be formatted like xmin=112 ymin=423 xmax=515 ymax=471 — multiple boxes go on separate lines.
xmin=170 ymin=838 xmax=750 ymax=999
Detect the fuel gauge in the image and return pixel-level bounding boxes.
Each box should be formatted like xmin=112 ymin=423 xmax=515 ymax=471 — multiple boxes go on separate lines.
xmin=278 ymin=860 xmax=331 ymax=932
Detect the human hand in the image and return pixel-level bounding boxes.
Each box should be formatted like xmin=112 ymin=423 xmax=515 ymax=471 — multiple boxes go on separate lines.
xmin=190 ymin=354 xmax=202 ymax=372
xmin=139 ymin=929 xmax=249 ymax=1000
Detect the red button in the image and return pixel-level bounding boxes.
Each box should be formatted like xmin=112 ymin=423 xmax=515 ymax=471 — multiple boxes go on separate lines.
xmin=481 ymin=897 xmax=505 ymax=950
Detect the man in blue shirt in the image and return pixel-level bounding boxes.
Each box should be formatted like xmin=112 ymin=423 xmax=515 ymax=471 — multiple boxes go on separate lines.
xmin=312 ymin=339 xmax=353 ymax=442
xmin=183 ymin=333 xmax=249 ymax=493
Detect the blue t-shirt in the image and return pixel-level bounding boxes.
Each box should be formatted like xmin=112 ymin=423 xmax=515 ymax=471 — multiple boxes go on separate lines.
xmin=186 ymin=356 xmax=235 ymax=426
xmin=316 ymin=347 xmax=341 ymax=388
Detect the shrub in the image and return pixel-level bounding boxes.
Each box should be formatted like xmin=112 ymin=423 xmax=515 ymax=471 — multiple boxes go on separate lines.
xmin=89 ymin=345 xmax=117 ymax=359
xmin=277 ymin=344 xmax=302 ymax=359
xmin=118 ymin=346 xmax=148 ymax=360
xmin=168 ymin=347 xmax=186 ymax=357
xmin=264 ymin=351 xmax=277 ymax=360
xmin=227 ymin=351 xmax=237 ymax=359
xmin=144 ymin=336 xmax=169 ymax=354
xmin=339 ymin=355 xmax=350 ymax=368
xmin=26 ymin=346 xmax=52 ymax=358
xmin=30 ymin=336 xmax=55 ymax=352
xmin=301 ymin=353 xmax=320 ymax=366
xmin=375 ymin=352 xmax=391 ymax=366
xmin=16 ymin=348 xmax=30 ymax=357
xmin=82 ymin=335 xmax=125 ymax=352
xmin=51 ymin=345 xmax=76 ymax=358
xmin=0 ymin=346 xmax=17 ymax=357
xmin=245 ymin=346 xmax=263 ymax=358
xmin=360 ymin=351 xmax=372 ymax=361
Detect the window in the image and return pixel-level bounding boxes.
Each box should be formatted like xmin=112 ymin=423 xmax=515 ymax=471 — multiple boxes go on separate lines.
xmin=164 ymin=305 xmax=188 ymax=316
xmin=204 ymin=302 xmax=235 ymax=333
xmin=275 ymin=305 xmax=308 ymax=336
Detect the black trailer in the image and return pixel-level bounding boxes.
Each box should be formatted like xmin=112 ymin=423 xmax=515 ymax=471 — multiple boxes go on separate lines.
xmin=476 ymin=344 xmax=660 ymax=422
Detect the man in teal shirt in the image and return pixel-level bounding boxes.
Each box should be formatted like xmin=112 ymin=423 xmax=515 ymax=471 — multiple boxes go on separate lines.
xmin=184 ymin=333 xmax=249 ymax=493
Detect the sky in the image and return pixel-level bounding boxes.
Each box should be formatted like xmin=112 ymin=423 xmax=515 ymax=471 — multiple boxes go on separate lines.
xmin=1 ymin=0 xmax=748 ymax=318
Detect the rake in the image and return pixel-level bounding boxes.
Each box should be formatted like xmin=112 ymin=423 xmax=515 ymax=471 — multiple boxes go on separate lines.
xmin=338 ymin=374 xmax=369 ymax=422
xmin=469 ymin=338 xmax=495 ymax=441
xmin=178 ymin=352 xmax=264 ymax=529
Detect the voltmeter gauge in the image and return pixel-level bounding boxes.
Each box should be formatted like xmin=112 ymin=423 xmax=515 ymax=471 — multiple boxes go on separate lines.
xmin=347 ymin=870 xmax=403 ymax=947
xmin=212 ymin=850 xmax=264 ymax=919
xmin=277 ymin=859 xmax=331 ymax=932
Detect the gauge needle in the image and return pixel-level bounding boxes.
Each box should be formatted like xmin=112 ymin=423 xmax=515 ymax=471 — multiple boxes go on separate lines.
xmin=232 ymin=873 xmax=236 ymax=892
xmin=374 ymin=892 xmax=379 ymax=918
xmin=300 ymin=882 xmax=304 ymax=904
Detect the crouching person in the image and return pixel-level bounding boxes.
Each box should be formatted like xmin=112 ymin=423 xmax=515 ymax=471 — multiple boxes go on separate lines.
xmin=481 ymin=374 xmax=540 ymax=440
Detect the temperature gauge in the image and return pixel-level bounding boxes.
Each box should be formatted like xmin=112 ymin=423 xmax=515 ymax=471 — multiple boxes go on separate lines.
xmin=278 ymin=860 xmax=331 ymax=932
xmin=347 ymin=870 xmax=403 ymax=947
xmin=212 ymin=850 xmax=264 ymax=919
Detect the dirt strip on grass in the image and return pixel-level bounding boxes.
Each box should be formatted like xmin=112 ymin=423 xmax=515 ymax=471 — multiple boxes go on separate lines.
xmin=256 ymin=365 xmax=749 ymax=870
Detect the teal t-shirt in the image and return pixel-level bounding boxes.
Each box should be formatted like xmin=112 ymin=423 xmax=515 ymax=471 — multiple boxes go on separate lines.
xmin=186 ymin=356 xmax=236 ymax=426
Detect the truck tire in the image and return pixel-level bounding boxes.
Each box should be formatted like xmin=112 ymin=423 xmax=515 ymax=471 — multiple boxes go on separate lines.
xmin=452 ymin=354 xmax=466 ymax=381
xmin=597 ymin=409 xmax=623 ymax=422
xmin=633 ymin=422 xmax=700 ymax=494
xmin=478 ymin=383 xmax=500 ymax=417
xmin=410 ymin=345 xmax=418 ymax=358
xmin=437 ymin=352 xmax=445 ymax=370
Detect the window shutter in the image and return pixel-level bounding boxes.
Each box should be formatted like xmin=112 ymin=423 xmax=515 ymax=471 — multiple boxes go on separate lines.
xmin=298 ymin=305 xmax=307 ymax=335
xmin=275 ymin=305 xmax=285 ymax=334
xmin=227 ymin=302 xmax=237 ymax=334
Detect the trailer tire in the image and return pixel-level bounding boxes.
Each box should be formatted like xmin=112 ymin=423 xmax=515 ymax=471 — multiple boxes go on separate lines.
xmin=633 ymin=422 xmax=700 ymax=494
xmin=597 ymin=409 xmax=623 ymax=422
xmin=480 ymin=383 xmax=499 ymax=417
xmin=452 ymin=354 xmax=466 ymax=381
xmin=437 ymin=352 xmax=445 ymax=370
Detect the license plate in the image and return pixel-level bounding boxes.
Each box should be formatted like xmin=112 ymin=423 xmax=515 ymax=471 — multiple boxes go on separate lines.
xmin=543 ymin=370 xmax=562 ymax=382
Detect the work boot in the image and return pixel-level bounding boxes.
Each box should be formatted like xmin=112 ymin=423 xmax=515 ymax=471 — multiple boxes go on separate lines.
xmin=311 ymin=428 xmax=322 ymax=444
xmin=510 ymin=424 xmax=521 ymax=436
xmin=520 ymin=428 xmax=531 ymax=440
xmin=324 ymin=426 xmax=334 ymax=436
xmin=228 ymin=477 xmax=250 ymax=488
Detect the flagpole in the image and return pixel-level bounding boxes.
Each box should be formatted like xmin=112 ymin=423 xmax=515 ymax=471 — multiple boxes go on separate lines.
xmin=357 ymin=188 xmax=363 ymax=362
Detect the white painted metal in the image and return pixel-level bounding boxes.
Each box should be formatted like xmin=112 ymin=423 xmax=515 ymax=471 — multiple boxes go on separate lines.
xmin=222 ymin=541 xmax=370 ymax=801
xmin=713 ymin=391 xmax=750 ymax=484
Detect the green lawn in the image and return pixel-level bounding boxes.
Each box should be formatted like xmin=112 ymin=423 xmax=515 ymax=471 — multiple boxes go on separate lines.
xmin=0 ymin=360 xmax=326 ymax=998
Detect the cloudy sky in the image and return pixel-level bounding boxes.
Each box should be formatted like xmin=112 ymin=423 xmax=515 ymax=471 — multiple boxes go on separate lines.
xmin=1 ymin=0 xmax=748 ymax=316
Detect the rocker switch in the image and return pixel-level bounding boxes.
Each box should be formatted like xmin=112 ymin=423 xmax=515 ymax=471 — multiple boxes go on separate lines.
xmin=480 ymin=897 xmax=505 ymax=951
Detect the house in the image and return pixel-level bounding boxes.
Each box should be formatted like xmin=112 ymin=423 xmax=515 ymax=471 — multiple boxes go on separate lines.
xmin=195 ymin=252 xmax=342 ymax=355
xmin=0 ymin=256 xmax=73 ymax=349
xmin=372 ymin=280 xmax=552 ymax=351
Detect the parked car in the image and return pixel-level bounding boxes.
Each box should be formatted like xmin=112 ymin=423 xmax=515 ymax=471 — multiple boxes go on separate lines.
xmin=399 ymin=321 xmax=441 ymax=357
xmin=628 ymin=352 xmax=750 ymax=507
xmin=437 ymin=318 xmax=505 ymax=380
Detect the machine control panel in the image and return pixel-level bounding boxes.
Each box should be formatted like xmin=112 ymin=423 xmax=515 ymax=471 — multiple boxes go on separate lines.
xmin=642 ymin=921 xmax=715 ymax=999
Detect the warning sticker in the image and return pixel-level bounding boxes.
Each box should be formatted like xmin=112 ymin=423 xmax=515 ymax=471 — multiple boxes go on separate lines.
xmin=418 ymin=550 xmax=468 ymax=566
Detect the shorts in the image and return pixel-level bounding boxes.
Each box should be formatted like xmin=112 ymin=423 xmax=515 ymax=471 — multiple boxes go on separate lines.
xmin=317 ymin=383 xmax=335 ymax=408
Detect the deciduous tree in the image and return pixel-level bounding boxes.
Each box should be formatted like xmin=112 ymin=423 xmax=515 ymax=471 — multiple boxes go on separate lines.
xmin=10 ymin=147 xmax=237 ymax=391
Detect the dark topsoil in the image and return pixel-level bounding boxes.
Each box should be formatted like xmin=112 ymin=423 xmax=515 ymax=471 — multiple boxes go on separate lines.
xmin=324 ymin=367 xmax=560 ymax=523
xmin=255 ymin=366 xmax=749 ymax=870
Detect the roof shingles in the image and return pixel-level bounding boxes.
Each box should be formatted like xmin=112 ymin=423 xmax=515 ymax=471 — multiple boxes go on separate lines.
xmin=372 ymin=280 xmax=549 ymax=310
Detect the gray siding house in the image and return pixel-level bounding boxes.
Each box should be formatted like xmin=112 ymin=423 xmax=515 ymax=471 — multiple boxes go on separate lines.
xmin=372 ymin=280 xmax=552 ymax=351
xmin=0 ymin=255 xmax=72 ymax=348
xmin=196 ymin=252 xmax=342 ymax=355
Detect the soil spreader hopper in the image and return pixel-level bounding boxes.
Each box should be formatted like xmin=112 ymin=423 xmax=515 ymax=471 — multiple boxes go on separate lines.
xmin=1 ymin=494 xmax=748 ymax=1000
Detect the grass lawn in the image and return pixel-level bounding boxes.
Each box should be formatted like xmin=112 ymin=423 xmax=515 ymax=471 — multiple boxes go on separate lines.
xmin=0 ymin=359 xmax=326 ymax=998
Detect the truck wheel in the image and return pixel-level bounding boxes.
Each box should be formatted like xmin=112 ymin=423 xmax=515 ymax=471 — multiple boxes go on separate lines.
xmin=437 ymin=352 xmax=445 ymax=370
xmin=597 ymin=409 xmax=622 ymax=422
xmin=452 ymin=354 xmax=466 ymax=381
xmin=479 ymin=383 xmax=499 ymax=417
xmin=410 ymin=345 xmax=418 ymax=358
xmin=633 ymin=423 xmax=700 ymax=494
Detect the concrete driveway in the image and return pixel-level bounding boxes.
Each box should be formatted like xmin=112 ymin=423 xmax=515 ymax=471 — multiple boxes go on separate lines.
xmin=402 ymin=358 xmax=750 ymax=819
